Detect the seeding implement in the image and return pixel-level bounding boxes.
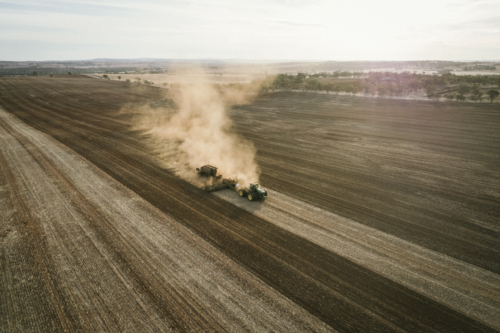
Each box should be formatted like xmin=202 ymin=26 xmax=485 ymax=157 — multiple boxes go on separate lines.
xmin=201 ymin=178 xmax=238 ymax=192
xmin=197 ymin=165 xmax=267 ymax=201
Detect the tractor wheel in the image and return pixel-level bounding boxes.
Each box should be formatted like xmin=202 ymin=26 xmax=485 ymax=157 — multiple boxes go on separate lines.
xmin=238 ymin=190 xmax=245 ymax=197
xmin=248 ymin=192 xmax=258 ymax=201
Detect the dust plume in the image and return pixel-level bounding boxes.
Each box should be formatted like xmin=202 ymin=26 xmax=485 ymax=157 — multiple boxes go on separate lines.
xmin=130 ymin=68 xmax=260 ymax=188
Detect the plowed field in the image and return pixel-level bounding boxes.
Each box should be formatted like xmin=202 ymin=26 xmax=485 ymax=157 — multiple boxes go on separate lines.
xmin=1 ymin=76 xmax=499 ymax=332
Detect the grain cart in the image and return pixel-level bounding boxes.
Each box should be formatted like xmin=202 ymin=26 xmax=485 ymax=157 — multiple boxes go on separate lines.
xmin=196 ymin=165 xmax=222 ymax=179
xmin=238 ymin=183 xmax=268 ymax=201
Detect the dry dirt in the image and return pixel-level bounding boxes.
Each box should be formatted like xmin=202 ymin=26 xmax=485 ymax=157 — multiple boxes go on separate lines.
xmin=1 ymin=76 xmax=499 ymax=332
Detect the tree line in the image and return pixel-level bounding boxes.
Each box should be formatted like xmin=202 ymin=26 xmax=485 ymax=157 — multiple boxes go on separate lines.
xmin=260 ymin=72 xmax=500 ymax=102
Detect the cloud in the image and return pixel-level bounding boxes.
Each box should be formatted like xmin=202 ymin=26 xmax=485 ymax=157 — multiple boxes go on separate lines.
xmin=261 ymin=0 xmax=323 ymax=6
xmin=264 ymin=20 xmax=326 ymax=28
xmin=0 ymin=0 xmax=499 ymax=60
xmin=446 ymin=15 xmax=500 ymax=32
xmin=0 ymin=0 xmax=138 ymax=17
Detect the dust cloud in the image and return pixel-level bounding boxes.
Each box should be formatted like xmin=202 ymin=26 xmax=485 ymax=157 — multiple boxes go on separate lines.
xmin=130 ymin=68 xmax=261 ymax=188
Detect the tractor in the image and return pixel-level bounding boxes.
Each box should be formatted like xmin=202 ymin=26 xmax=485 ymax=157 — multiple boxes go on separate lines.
xmin=238 ymin=183 xmax=267 ymax=201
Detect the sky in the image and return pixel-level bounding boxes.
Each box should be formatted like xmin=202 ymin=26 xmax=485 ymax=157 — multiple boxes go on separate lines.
xmin=1 ymin=0 xmax=499 ymax=61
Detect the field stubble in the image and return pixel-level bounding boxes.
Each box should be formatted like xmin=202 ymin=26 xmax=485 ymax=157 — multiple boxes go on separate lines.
xmin=0 ymin=76 xmax=499 ymax=332
xmin=0 ymin=105 xmax=332 ymax=332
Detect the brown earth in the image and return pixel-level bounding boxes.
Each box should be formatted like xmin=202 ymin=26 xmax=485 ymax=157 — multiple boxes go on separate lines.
xmin=0 ymin=76 xmax=499 ymax=332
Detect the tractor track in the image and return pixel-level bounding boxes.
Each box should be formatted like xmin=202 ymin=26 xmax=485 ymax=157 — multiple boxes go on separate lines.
xmin=0 ymin=76 xmax=499 ymax=332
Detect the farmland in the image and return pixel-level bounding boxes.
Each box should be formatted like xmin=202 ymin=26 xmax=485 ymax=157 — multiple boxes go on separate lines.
xmin=1 ymin=76 xmax=499 ymax=332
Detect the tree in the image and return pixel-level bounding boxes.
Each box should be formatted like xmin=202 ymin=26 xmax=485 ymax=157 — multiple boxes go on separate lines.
xmin=296 ymin=73 xmax=306 ymax=84
xmin=333 ymin=84 xmax=340 ymax=95
xmin=272 ymin=74 xmax=294 ymax=90
xmin=323 ymin=83 xmax=334 ymax=94
xmin=345 ymin=85 xmax=354 ymax=95
xmin=457 ymin=83 xmax=470 ymax=95
xmin=260 ymin=84 xmax=270 ymax=94
xmin=118 ymin=76 xmax=121 ymax=80
xmin=125 ymin=79 xmax=131 ymax=83
xmin=445 ymin=94 xmax=455 ymax=102
xmin=33 ymin=71 xmax=39 ymax=76
xmin=393 ymin=84 xmax=403 ymax=96
xmin=103 ymin=74 xmax=108 ymax=78
xmin=68 ymin=72 xmax=72 ymax=75
xmin=471 ymin=90 xmax=483 ymax=102
xmin=456 ymin=83 xmax=470 ymax=102
xmin=377 ymin=85 xmax=387 ymax=97
xmin=282 ymin=77 xmax=292 ymax=91
xmin=408 ymin=80 xmax=419 ymax=92
xmin=369 ymin=85 xmax=377 ymax=97
xmin=487 ymin=90 xmax=499 ymax=103
xmin=50 ymin=74 xmax=53 ymax=78
xmin=305 ymin=79 xmax=320 ymax=92
xmin=362 ymin=84 xmax=370 ymax=95
xmin=425 ymin=85 xmax=436 ymax=98
xmin=351 ymin=86 xmax=359 ymax=96
xmin=470 ymin=84 xmax=483 ymax=102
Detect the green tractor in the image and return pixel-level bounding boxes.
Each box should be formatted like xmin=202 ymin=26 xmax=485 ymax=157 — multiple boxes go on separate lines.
xmin=238 ymin=183 xmax=267 ymax=201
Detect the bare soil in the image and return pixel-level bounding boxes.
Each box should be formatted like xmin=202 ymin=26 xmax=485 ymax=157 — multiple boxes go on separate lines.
xmin=0 ymin=76 xmax=499 ymax=332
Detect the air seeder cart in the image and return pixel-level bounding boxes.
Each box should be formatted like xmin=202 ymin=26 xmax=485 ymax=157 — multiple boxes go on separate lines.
xmin=197 ymin=165 xmax=267 ymax=201
xmin=196 ymin=165 xmax=221 ymax=179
